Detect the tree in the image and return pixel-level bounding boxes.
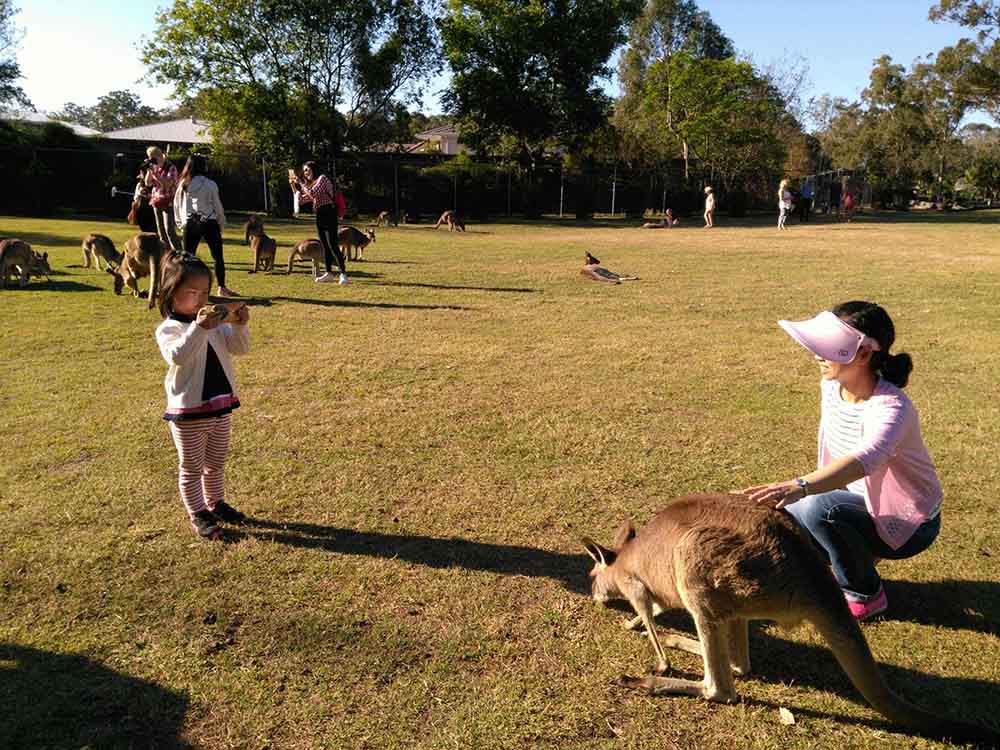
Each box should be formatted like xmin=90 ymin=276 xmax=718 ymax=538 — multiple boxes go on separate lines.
xmin=0 ymin=0 xmax=30 ymax=111
xmin=143 ymin=0 xmax=440 ymax=166
xmin=641 ymin=52 xmax=789 ymax=200
xmin=54 ymin=91 xmax=161 ymax=132
xmin=439 ymin=0 xmax=643 ymax=173
xmin=929 ymin=1 xmax=1000 ymax=116
xmin=615 ymin=0 xmax=733 ymax=170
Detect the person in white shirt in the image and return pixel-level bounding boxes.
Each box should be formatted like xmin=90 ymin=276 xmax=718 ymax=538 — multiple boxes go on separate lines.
xmin=173 ymin=154 xmax=236 ymax=297
xmin=703 ymin=186 xmax=715 ymax=228
xmin=778 ymin=178 xmax=793 ymax=230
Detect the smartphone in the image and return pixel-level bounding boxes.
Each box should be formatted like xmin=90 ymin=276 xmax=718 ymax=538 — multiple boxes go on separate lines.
xmin=287 ymin=168 xmax=298 ymax=181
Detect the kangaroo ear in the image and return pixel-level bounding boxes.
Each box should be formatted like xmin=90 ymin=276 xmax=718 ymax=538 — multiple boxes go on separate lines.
xmin=581 ymin=537 xmax=615 ymax=566
xmin=612 ymin=520 xmax=636 ymax=551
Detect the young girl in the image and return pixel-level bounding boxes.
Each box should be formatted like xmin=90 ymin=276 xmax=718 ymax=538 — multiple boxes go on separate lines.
xmin=703 ymin=186 xmax=715 ymax=228
xmin=173 ymin=154 xmax=237 ymax=297
xmin=743 ymin=302 xmax=942 ymax=620
xmin=156 ymin=253 xmax=251 ymax=540
xmin=289 ymin=160 xmax=348 ymax=284
xmin=777 ymin=178 xmax=793 ymax=230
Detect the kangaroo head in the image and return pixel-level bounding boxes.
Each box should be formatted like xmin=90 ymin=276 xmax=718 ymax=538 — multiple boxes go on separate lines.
xmin=367 ymin=228 xmax=376 ymax=242
xmin=108 ymin=265 xmax=125 ymax=294
xmin=582 ymin=520 xmax=636 ymax=604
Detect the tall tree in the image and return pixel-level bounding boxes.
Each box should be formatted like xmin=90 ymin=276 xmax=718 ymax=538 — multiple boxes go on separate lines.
xmin=0 ymin=0 xmax=30 ymax=111
xmin=54 ymin=91 xmax=160 ymax=131
xmin=143 ymin=0 xmax=441 ymax=163
xmin=439 ymin=0 xmax=643 ymax=172
xmin=929 ymin=0 xmax=1000 ymax=116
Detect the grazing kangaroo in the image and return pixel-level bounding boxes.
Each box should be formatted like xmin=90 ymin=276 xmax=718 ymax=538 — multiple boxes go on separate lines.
xmin=583 ymin=493 xmax=999 ymax=745
xmin=374 ymin=210 xmax=397 ymax=227
xmin=247 ymin=232 xmax=277 ymax=273
xmin=286 ymin=239 xmax=325 ymax=277
xmin=82 ymin=233 xmax=124 ymax=271
xmin=0 ymin=239 xmax=51 ymax=288
xmin=339 ymin=225 xmax=375 ymax=261
xmin=107 ymin=232 xmax=165 ymax=309
xmin=244 ymin=214 xmax=264 ymax=245
xmin=434 ymin=210 xmax=465 ymax=231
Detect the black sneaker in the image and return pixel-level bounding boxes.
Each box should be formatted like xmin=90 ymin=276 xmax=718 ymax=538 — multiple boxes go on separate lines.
xmin=209 ymin=500 xmax=246 ymax=525
xmin=190 ymin=510 xmax=223 ymax=540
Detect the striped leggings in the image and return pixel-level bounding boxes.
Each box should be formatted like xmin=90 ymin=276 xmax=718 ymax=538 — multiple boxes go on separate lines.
xmin=168 ymin=414 xmax=232 ymax=517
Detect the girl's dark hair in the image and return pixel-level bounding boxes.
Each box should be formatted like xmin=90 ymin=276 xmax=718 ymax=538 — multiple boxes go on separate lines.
xmin=302 ymin=160 xmax=321 ymax=177
xmin=178 ymin=153 xmax=208 ymax=189
xmin=158 ymin=251 xmax=213 ymax=318
xmin=832 ymin=300 xmax=913 ymax=388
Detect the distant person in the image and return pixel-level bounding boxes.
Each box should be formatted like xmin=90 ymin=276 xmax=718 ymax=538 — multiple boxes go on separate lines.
xmin=144 ymin=146 xmax=180 ymax=251
xmin=778 ymin=179 xmax=793 ymax=230
xmin=799 ymin=180 xmax=814 ymax=222
xmin=842 ymin=190 xmax=856 ymax=222
xmin=290 ymin=161 xmax=348 ymax=284
xmin=640 ymin=208 xmax=680 ymax=228
xmin=703 ymin=186 xmax=715 ymax=228
xmin=130 ymin=164 xmax=157 ymax=234
xmin=173 ymin=154 xmax=237 ymax=297
xmin=830 ymin=182 xmax=842 ymax=218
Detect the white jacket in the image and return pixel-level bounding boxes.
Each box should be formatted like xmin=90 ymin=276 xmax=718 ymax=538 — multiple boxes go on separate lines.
xmin=155 ymin=318 xmax=250 ymax=413
xmin=173 ymin=175 xmax=226 ymax=230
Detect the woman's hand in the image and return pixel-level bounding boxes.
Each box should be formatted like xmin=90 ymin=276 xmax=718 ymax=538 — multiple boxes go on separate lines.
xmin=233 ymin=305 xmax=249 ymax=325
xmin=740 ymin=480 xmax=805 ymax=510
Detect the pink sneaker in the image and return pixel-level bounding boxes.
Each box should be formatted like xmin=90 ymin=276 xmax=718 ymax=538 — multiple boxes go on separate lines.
xmin=846 ymin=588 xmax=888 ymax=621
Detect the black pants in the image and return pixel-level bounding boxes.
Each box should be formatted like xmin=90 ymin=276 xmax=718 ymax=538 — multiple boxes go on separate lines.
xmin=184 ymin=218 xmax=226 ymax=286
xmin=316 ymin=204 xmax=346 ymax=275
xmin=799 ymin=197 xmax=812 ymax=222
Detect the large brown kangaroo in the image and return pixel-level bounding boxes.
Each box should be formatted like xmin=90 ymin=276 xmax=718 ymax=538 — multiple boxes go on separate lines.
xmin=583 ymin=492 xmax=998 ymax=745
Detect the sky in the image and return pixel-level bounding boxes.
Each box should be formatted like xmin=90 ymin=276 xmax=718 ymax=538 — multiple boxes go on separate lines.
xmin=14 ymin=0 xmax=988 ymax=123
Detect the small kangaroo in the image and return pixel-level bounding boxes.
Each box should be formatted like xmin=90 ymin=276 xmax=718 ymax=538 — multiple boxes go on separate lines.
xmin=0 ymin=239 xmax=51 ymax=288
xmin=248 ymin=232 xmax=277 ymax=273
xmin=434 ymin=210 xmax=465 ymax=231
xmin=339 ymin=225 xmax=375 ymax=261
xmin=82 ymin=233 xmax=124 ymax=271
xmin=583 ymin=492 xmax=998 ymax=745
xmin=286 ymin=239 xmax=325 ymax=277
xmin=244 ymin=214 xmax=264 ymax=246
xmin=374 ymin=210 xmax=397 ymax=227
xmin=106 ymin=232 xmax=165 ymax=309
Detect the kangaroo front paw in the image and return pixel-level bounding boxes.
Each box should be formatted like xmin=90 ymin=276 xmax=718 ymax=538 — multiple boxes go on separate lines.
xmin=622 ymin=615 xmax=645 ymax=632
xmin=653 ymin=659 xmax=671 ymax=676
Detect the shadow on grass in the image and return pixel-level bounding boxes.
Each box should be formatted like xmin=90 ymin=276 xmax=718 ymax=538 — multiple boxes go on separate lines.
xmin=880 ymin=578 xmax=1000 ymax=636
xmin=372 ymin=280 xmax=540 ymax=294
xmin=616 ymin=608 xmax=1000 ymax=741
xmin=2 ymin=279 xmax=104 ymax=293
xmin=237 ymin=518 xmax=590 ymax=595
xmin=3 ymin=230 xmax=86 ymax=249
xmin=270 ymin=296 xmax=471 ymax=311
xmin=0 ymin=643 xmax=191 ymax=750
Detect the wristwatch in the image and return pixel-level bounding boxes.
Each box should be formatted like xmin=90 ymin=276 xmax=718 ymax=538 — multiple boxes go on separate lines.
xmin=794 ymin=478 xmax=810 ymax=496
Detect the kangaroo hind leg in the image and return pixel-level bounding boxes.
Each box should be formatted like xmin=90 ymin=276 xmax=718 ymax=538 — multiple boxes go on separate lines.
xmin=727 ymin=618 xmax=750 ymax=676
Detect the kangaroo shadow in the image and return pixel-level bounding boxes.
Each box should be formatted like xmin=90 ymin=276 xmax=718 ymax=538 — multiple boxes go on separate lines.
xmin=269 ymin=296 xmax=471 ymax=311
xmin=237 ymin=518 xmax=590 ymax=595
xmin=880 ymin=578 xmax=1000 ymax=636
xmin=2 ymin=279 xmax=104 ymax=293
xmin=3 ymin=231 xmax=83 ymax=249
xmin=372 ymin=280 xmax=539 ymax=293
xmin=0 ymin=643 xmax=191 ymax=749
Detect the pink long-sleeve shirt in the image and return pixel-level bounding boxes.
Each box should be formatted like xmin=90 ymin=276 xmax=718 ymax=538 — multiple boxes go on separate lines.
xmin=818 ymin=378 xmax=942 ymax=550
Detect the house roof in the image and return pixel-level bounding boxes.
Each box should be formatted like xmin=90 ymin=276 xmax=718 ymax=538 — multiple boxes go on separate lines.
xmin=415 ymin=124 xmax=458 ymax=139
xmin=5 ymin=110 xmax=100 ymax=136
xmin=101 ymin=117 xmax=213 ymax=144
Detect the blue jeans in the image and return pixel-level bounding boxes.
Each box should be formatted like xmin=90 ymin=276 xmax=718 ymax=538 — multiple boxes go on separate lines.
xmin=785 ymin=490 xmax=941 ymax=601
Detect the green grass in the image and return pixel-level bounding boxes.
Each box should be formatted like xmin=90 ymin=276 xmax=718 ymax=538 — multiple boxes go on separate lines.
xmin=1 ymin=210 xmax=999 ymax=749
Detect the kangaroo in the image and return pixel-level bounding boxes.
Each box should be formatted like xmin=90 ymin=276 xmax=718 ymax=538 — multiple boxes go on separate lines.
xmin=434 ymin=210 xmax=465 ymax=231
xmin=107 ymin=232 xmax=165 ymax=309
xmin=244 ymin=214 xmax=264 ymax=245
xmin=287 ymin=239 xmax=325 ymax=277
xmin=339 ymin=225 xmax=375 ymax=262
xmin=0 ymin=239 xmax=51 ymax=288
xmin=248 ymin=232 xmax=277 ymax=273
xmin=374 ymin=210 xmax=397 ymax=227
xmin=82 ymin=233 xmax=124 ymax=271
xmin=583 ymin=493 xmax=999 ymax=745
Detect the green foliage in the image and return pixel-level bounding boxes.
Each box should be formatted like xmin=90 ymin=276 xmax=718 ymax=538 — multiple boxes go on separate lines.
xmin=143 ymin=0 xmax=440 ymax=163
xmin=0 ymin=0 xmax=29 ymax=110
xmin=439 ymin=0 xmax=643 ymax=170
xmin=641 ymin=52 xmax=788 ymax=193
xmin=54 ymin=90 xmax=160 ymax=132
xmin=929 ymin=1 xmax=1000 ymax=117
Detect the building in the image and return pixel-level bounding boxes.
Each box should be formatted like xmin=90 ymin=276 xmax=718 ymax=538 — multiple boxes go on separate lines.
xmin=410 ymin=124 xmax=468 ymax=155
xmin=100 ymin=117 xmax=213 ymax=148
xmin=4 ymin=110 xmax=100 ymax=136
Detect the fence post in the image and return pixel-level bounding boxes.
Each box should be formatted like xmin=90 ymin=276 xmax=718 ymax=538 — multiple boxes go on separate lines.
xmin=261 ymin=158 xmax=269 ymax=214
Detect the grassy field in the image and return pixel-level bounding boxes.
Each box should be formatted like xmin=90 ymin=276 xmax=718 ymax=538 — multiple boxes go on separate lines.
xmin=1 ymin=210 xmax=999 ymax=750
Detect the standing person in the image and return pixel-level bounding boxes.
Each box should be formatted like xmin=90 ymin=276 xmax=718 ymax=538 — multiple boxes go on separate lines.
xmin=703 ymin=186 xmax=715 ymax=228
xmin=742 ymin=302 xmax=943 ymax=621
xmin=777 ymin=179 xmax=794 ymax=230
xmin=130 ymin=164 xmax=157 ymax=234
xmin=145 ymin=146 xmax=181 ymax=251
xmin=173 ymin=154 xmax=237 ymax=297
xmin=290 ymin=161 xmax=348 ymax=284
xmin=799 ymin=180 xmax=813 ymax=222
xmin=830 ymin=181 xmax=842 ymax=218
xmin=843 ymin=189 xmax=856 ymax=222
xmin=155 ymin=253 xmax=251 ymax=540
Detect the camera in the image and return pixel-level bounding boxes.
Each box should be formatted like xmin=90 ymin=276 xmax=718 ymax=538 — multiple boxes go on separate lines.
xmin=140 ymin=158 xmax=155 ymax=171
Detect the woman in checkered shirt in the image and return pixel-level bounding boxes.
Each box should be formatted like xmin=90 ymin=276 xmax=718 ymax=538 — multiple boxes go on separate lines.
xmin=290 ymin=161 xmax=348 ymax=284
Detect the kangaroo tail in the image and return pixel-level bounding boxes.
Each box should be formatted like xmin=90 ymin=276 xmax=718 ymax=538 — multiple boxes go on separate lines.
xmin=809 ymin=600 xmax=999 ymax=746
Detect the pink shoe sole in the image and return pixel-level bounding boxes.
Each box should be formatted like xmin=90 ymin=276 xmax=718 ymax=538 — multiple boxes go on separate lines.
xmin=846 ymin=588 xmax=888 ymax=621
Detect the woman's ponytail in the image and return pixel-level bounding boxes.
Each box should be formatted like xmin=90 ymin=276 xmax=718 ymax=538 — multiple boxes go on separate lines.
xmin=877 ymin=351 xmax=913 ymax=389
